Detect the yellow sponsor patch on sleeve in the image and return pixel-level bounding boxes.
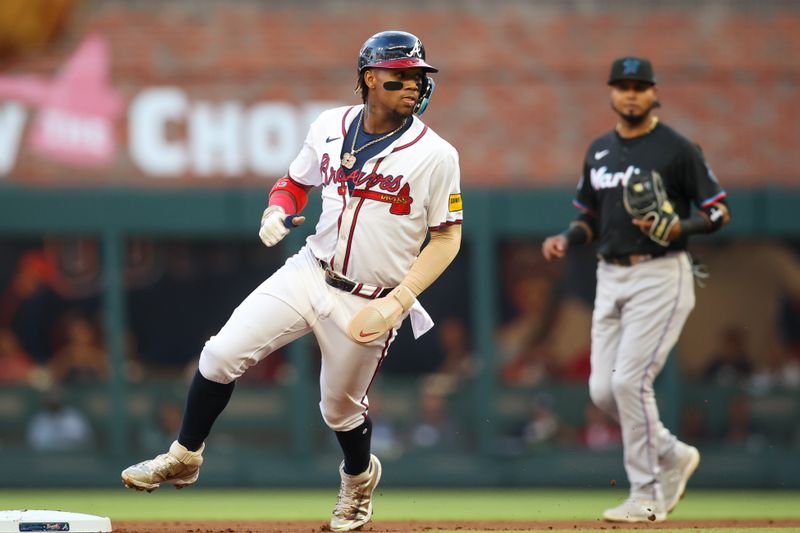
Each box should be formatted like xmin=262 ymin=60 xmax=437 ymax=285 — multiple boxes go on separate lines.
xmin=448 ymin=193 xmax=463 ymax=212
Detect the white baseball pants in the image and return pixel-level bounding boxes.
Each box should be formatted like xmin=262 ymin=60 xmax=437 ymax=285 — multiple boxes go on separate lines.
xmin=198 ymin=245 xmax=399 ymax=432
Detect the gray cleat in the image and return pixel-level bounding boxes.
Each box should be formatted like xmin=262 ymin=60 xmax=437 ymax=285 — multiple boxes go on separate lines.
xmin=661 ymin=442 xmax=700 ymax=513
xmin=603 ymin=496 xmax=667 ymax=523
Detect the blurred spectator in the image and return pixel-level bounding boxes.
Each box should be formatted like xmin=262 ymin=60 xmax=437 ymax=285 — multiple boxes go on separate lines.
xmin=680 ymin=240 xmax=800 ymax=377
xmin=547 ymin=245 xmax=595 ymax=382
xmin=519 ymin=393 xmax=569 ymax=448
xmin=702 ymin=325 xmax=753 ymax=386
xmin=724 ymin=396 xmax=760 ymax=449
xmin=408 ymin=377 xmax=460 ymax=450
xmin=123 ymin=329 xmax=146 ymax=383
xmin=364 ymin=391 xmax=403 ymax=460
xmin=128 ymin=241 xmax=262 ymax=369
xmin=140 ymin=399 xmax=183 ymax=452
xmin=749 ymin=337 xmax=800 ymax=392
xmin=0 ymin=250 xmax=64 ymax=363
xmin=497 ymin=273 xmax=558 ymax=385
xmin=555 ymin=346 xmax=592 ymax=383
xmin=27 ymin=388 xmax=94 ymax=451
xmin=48 ymin=311 xmax=108 ymax=383
xmin=782 ymin=351 xmax=800 ymax=389
xmin=0 ymin=327 xmax=35 ymax=384
xmin=579 ymin=403 xmax=621 ymax=450
xmin=497 ymin=242 xmax=592 ymax=385
xmin=501 ymin=343 xmax=551 ymax=386
xmin=680 ymin=404 xmax=710 ymax=444
xmin=431 ymin=316 xmax=475 ymax=381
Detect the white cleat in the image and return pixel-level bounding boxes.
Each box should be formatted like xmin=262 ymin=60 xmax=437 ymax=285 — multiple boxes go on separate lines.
xmin=662 ymin=443 xmax=701 ymax=513
xmin=330 ymin=454 xmax=382 ymax=532
xmin=603 ymin=496 xmax=667 ymax=523
xmin=121 ymin=440 xmax=204 ymax=492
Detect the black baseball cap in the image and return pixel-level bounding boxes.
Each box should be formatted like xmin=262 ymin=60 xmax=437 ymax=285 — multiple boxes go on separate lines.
xmin=608 ymin=56 xmax=656 ymax=85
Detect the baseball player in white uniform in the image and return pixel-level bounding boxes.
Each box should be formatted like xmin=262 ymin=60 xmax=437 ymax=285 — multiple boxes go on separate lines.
xmin=121 ymin=30 xmax=463 ymax=532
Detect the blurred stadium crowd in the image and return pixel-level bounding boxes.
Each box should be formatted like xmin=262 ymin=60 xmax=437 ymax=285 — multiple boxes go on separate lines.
xmin=2 ymin=236 xmax=799 ymax=457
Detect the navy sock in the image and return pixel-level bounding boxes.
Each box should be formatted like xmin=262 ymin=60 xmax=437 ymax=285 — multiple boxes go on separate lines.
xmin=178 ymin=369 xmax=235 ymax=451
xmin=335 ymin=417 xmax=372 ymax=475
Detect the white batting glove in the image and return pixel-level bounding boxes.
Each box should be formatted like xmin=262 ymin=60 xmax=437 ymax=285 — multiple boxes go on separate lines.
xmin=259 ymin=206 xmax=305 ymax=247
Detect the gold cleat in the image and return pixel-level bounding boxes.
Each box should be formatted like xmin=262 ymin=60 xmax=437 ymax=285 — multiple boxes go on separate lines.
xmin=121 ymin=441 xmax=204 ymax=492
xmin=330 ymin=454 xmax=382 ymax=532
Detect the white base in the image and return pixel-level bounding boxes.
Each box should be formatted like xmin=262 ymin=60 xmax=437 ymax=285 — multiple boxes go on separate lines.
xmin=0 ymin=509 xmax=112 ymax=532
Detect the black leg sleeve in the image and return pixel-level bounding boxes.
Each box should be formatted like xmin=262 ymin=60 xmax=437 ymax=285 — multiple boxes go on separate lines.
xmin=335 ymin=417 xmax=373 ymax=475
xmin=177 ymin=369 xmax=236 ymax=451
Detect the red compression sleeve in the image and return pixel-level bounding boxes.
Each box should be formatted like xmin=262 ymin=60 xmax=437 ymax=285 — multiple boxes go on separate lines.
xmin=269 ymin=176 xmax=310 ymax=215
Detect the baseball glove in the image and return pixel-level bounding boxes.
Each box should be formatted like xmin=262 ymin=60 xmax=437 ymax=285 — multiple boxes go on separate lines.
xmin=623 ymin=170 xmax=679 ymax=247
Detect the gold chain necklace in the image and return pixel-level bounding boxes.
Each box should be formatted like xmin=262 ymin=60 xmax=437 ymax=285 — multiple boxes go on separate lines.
xmin=341 ymin=111 xmax=407 ymax=169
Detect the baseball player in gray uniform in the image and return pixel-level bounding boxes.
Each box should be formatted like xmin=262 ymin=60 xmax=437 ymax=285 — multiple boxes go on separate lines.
xmin=542 ymin=56 xmax=730 ymax=522
xmin=121 ymin=30 xmax=463 ymax=532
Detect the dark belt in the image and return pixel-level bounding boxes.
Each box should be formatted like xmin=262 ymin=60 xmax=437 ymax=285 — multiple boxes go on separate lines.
xmin=319 ymin=260 xmax=393 ymax=299
xmin=600 ymin=251 xmax=666 ymax=266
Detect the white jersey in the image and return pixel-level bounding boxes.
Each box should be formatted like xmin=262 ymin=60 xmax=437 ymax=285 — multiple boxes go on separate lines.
xmin=288 ymin=105 xmax=463 ymax=288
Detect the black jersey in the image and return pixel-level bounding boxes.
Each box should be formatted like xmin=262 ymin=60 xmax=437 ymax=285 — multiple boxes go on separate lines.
xmin=574 ymin=121 xmax=726 ymax=258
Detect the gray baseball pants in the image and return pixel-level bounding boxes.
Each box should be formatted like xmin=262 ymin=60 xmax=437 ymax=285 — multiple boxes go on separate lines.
xmin=589 ymin=251 xmax=695 ymax=501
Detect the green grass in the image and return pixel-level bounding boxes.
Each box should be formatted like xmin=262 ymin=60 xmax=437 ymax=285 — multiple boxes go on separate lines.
xmin=0 ymin=489 xmax=798 ymax=523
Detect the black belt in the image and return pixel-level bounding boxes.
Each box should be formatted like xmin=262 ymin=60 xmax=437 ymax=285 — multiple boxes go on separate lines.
xmin=600 ymin=251 xmax=666 ymax=266
xmin=319 ymin=260 xmax=393 ymax=299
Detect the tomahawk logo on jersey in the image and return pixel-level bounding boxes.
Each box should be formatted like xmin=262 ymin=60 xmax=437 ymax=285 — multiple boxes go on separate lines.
xmin=287 ymin=104 xmax=462 ymax=289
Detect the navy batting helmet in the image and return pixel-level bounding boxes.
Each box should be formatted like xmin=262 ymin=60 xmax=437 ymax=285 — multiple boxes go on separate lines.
xmin=356 ymin=31 xmax=437 ymax=116
xmin=358 ymin=30 xmax=438 ymax=73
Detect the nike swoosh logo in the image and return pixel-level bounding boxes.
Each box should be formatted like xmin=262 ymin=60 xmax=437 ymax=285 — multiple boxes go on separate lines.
xmin=595 ymin=149 xmax=610 ymax=160
xmin=326 ymin=136 xmax=340 ymax=143
xmin=359 ymin=330 xmax=379 ymax=338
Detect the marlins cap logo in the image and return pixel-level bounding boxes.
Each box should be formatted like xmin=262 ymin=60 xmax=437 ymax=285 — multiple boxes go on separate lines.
xmin=622 ymin=58 xmax=641 ymax=75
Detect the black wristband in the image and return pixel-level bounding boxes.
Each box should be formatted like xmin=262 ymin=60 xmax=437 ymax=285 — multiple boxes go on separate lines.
xmin=561 ymin=222 xmax=590 ymax=246
xmin=679 ymin=214 xmax=711 ymax=236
